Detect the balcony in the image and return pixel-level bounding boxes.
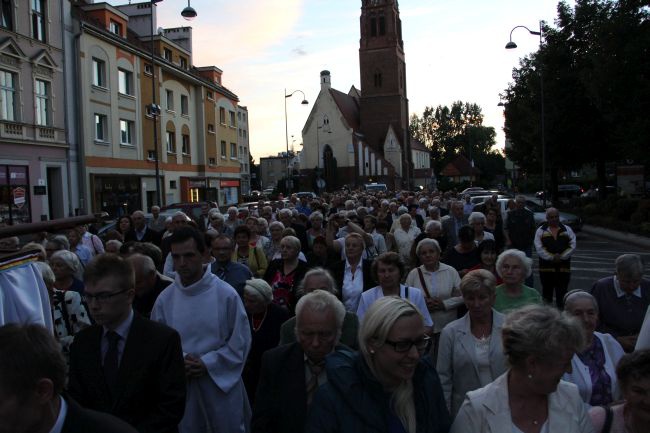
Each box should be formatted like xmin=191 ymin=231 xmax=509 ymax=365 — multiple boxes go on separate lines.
xmin=38 ymin=127 xmax=55 ymax=140
xmin=3 ymin=122 xmax=23 ymax=136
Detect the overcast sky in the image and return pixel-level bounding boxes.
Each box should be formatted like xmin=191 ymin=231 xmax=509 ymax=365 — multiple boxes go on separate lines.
xmin=109 ymin=0 xmax=571 ymax=160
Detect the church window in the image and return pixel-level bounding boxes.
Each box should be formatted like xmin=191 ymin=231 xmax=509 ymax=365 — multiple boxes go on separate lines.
xmin=370 ymin=17 xmax=377 ymax=37
xmin=374 ymin=72 xmax=382 ymax=88
xmin=379 ymin=16 xmax=386 ymax=35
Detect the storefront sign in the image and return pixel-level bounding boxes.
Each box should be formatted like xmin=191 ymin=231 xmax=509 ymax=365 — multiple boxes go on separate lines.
xmin=220 ymin=180 xmax=240 ymax=187
xmin=13 ymin=187 xmax=25 ymax=208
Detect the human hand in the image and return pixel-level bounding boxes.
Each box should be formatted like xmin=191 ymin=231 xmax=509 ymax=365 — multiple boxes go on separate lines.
xmin=184 ymin=354 xmax=207 ymax=378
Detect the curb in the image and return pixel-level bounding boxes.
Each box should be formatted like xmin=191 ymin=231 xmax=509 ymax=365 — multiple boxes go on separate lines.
xmin=582 ymin=224 xmax=650 ymax=250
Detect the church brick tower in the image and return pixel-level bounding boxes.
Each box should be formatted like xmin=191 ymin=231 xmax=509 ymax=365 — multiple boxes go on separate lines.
xmin=358 ymin=0 xmax=411 ymax=185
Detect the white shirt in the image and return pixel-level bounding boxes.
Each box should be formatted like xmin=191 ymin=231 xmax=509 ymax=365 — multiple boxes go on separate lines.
xmin=357 ymin=284 xmax=433 ymax=327
xmin=342 ymin=259 xmax=364 ymax=312
xmin=49 ymin=396 xmax=67 ymax=433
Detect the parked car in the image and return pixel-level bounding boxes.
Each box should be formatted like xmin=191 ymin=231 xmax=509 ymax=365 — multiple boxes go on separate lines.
xmin=296 ymin=191 xmax=318 ymax=199
xmin=363 ymin=183 xmax=387 ymax=192
xmin=161 ymin=202 xmax=218 ymax=221
xmin=536 ymin=184 xmax=584 ymax=201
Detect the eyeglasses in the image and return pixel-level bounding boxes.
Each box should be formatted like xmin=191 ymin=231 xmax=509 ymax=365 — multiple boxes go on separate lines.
xmin=83 ymin=288 xmax=129 ymax=303
xmin=384 ymin=336 xmax=431 ymax=353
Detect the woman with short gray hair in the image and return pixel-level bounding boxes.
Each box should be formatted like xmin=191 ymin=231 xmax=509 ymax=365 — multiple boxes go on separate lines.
xmin=49 ymin=250 xmax=84 ymax=294
xmin=562 ymin=289 xmax=624 ymax=407
xmin=493 ymin=249 xmax=541 ymax=313
xmin=241 ymin=278 xmax=290 ymax=405
xmin=468 ymin=212 xmax=494 ymax=244
xmin=451 ymin=304 xmax=591 ymax=433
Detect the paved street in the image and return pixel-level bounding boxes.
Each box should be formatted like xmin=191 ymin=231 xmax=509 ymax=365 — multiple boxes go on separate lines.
xmin=531 ymin=230 xmax=650 ymax=292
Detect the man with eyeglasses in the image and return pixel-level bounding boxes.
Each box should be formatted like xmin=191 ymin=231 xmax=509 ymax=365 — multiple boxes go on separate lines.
xmin=252 ymin=290 xmax=346 ymax=433
xmin=67 ymin=254 xmax=186 ymax=433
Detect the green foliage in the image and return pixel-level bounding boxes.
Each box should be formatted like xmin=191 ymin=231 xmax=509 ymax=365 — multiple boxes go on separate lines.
xmin=503 ymin=0 xmax=650 ymax=194
xmin=410 ymin=101 xmax=503 ymax=179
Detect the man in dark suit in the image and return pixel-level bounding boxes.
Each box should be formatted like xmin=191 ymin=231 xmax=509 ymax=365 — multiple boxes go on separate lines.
xmin=126 ymin=254 xmax=173 ymax=318
xmin=68 ymin=254 xmax=186 ymax=433
xmin=252 ymin=290 xmax=347 ymax=433
xmin=0 ymin=323 xmax=138 ymax=433
xmin=441 ymin=200 xmax=468 ymax=251
xmin=125 ymin=210 xmax=162 ymax=246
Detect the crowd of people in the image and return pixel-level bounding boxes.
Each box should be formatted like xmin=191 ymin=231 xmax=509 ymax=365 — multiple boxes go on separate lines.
xmin=0 ymin=188 xmax=649 ymax=433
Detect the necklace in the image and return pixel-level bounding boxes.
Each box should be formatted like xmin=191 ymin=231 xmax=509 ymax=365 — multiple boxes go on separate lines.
xmin=251 ymin=310 xmax=267 ymax=332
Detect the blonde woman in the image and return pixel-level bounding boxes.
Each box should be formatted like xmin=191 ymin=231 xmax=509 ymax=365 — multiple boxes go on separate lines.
xmin=306 ymin=296 xmax=451 ymax=433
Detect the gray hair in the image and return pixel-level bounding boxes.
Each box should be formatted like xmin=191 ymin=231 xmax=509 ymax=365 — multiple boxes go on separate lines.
xmin=296 ymin=267 xmax=338 ymax=297
xmin=563 ymin=289 xmax=599 ymax=313
xmin=398 ymin=213 xmax=412 ymax=224
xmin=106 ymin=239 xmax=123 ymax=250
xmin=415 ymin=238 xmax=440 ymax=256
xmin=50 ymin=250 xmax=83 ymax=280
xmin=425 ymin=220 xmax=441 ymax=232
xmin=280 ymin=235 xmax=301 ymax=252
xmin=278 ymin=208 xmax=292 ymax=218
xmin=615 ymin=254 xmax=644 ymax=278
xmin=502 ymin=304 xmax=585 ymax=369
xmin=295 ymin=290 xmax=346 ymax=334
xmin=208 ymin=209 xmax=222 ymax=220
xmin=269 ymin=221 xmax=285 ymax=231
xmin=460 ymin=269 xmax=496 ymax=297
xmin=227 ymin=206 xmax=238 ymax=214
xmin=496 ymin=249 xmax=533 ymax=278
xmin=48 ymin=235 xmax=70 ymax=252
xmin=309 ymin=211 xmax=324 ymax=222
xmin=172 ymin=211 xmax=190 ymax=222
xmin=125 ymin=253 xmax=156 ymax=277
xmin=243 ymin=278 xmax=273 ymax=304
xmin=397 ymin=206 xmax=408 ymax=215
xmin=468 ymin=211 xmax=486 ymax=224
xmin=34 ymin=261 xmax=55 ymax=287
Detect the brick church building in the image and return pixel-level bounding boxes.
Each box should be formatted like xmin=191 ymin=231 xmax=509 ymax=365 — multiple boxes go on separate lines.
xmin=299 ymin=0 xmax=413 ymax=192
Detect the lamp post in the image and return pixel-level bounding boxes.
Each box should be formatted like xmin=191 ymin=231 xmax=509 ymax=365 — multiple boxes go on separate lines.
xmin=284 ymin=89 xmax=308 ymax=193
xmin=148 ymin=0 xmax=197 ymax=208
xmin=506 ymin=20 xmax=546 ymax=206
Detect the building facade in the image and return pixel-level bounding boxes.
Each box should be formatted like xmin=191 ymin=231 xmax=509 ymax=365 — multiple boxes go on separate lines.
xmin=72 ymin=1 xmax=243 ymax=217
xmin=0 ymin=0 xmax=71 ymax=224
xmin=237 ymin=105 xmax=250 ymax=195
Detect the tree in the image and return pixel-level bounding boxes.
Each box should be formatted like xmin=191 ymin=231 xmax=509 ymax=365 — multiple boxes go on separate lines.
xmin=410 ymin=101 xmax=503 ymax=181
xmin=503 ymin=0 xmax=650 ymax=197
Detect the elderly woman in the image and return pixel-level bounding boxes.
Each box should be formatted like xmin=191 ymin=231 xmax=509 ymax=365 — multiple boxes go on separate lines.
xmin=393 ymin=214 xmax=421 ymax=268
xmin=332 ymin=233 xmax=376 ymax=313
xmin=442 ymin=225 xmax=480 ymax=278
xmin=493 ymin=249 xmax=542 ymax=313
xmin=306 ymin=297 xmax=451 ymax=433
xmin=437 ymin=269 xmax=507 ymax=417
xmin=279 ymin=267 xmax=360 ymax=349
xmin=245 ymin=216 xmax=269 ymax=250
xmin=406 ymin=238 xmax=462 ymax=347
xmin=263 ymin=235 xmax=309 ymax=311
xmin=256 ymin=217 xmax=270 ymax=238
xmin=562 ymin=290 xmax=624 ymax=407
xmin=468 ymin=212 xmax=495 ymax=245
xmin=409 ymin=220 xmax=448 ymax=268
xmin=451 ymin=304 xmax=591 ymax=433
xmin=49 ymin=250 xmax=85 ymax=294
xmin=307 ymin=211 xmax=326 ymax=249
xmin=207 ymin=211 xmax=234 ymax=237
xmin=241 ymin=279 xmax=290 ymax=405
xmin=263 ymin=221 xmax=285 ymax=261
xmin=45 ymin=235 xmax=70 ymax=260
xmin=233 ymin=225 xmax=267 ymax=278
xmin=34 ymin=261 xmax=90 ymax=365
xmin=589 ymin=350 xmax=650 ymax=433
xmin=356 ymin=252 xmax=433 ymax=333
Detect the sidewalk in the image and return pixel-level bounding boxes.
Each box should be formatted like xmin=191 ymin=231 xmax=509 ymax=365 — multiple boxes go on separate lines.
xmin=582 ymin=224 xmax=650 ymax=250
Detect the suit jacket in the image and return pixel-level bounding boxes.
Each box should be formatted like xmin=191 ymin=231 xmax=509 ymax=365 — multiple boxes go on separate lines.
xmin=124 ymin=227 xmax=162 ymax=246
xmin=441 ymin=214 xmax=468 ymax=251
xmin=62 ymin=396 xmax=139 ymax=433
xmin=436 ymin=311 xmax=507 ymax=416
xmin=252 ymin=342 xmax=309 ymax=433
xmin=68 ymin=314 xmax=186 ymax=433
xmin=450 ymin=373 xmax=592 ymax=433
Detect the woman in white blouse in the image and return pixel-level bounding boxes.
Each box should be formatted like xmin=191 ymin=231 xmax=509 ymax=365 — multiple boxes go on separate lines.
xmin=436 ymin=269 xmax=507 ymax=417
xmin=393 ymin=214 xmax=421 ymax=268
xmin=405 ymin=238 xmax=462 ymax=355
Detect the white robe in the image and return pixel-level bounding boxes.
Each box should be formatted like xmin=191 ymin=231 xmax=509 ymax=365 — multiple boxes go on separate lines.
xmin=0 ymin=259 xmax=53 ymax=331
xmin=151 ymin=266 xmax=252 ymax=433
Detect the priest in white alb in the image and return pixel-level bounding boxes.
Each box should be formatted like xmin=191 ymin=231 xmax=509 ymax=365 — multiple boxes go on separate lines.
xmin=152 ymin=227 xmax=252 ymax=433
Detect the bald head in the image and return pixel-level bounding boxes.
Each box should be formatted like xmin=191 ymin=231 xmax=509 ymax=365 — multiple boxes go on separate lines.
xmin=125 ymin=253 xmax=157 ymax=295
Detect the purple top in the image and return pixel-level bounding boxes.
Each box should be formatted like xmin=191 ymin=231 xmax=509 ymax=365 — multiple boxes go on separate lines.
xmin=577 ymin=336 xmax=613 ymax=406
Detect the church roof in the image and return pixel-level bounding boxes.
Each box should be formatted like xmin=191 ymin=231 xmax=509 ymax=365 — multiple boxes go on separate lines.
xmin=410 ymin=138 xmax=429 ymax=152
xmin=329 ymin=88 xmax=360 ymax=131
xmin=441 ymin=154 xmax=482 ymax=176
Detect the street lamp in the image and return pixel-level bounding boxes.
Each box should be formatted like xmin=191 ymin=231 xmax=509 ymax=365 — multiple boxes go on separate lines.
xmin=147 ymin=0 xmax=197 ymax=208
xmin=284 ymin=89 xmax=308 ymax=193
xmin=506 ymin=21 xmax=546 ymax=206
